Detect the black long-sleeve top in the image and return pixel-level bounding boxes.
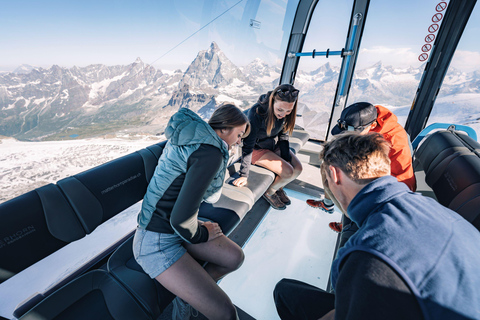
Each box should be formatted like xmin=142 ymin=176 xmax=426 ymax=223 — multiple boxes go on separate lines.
xmin=239 ymin=93 xmax=291 ymax=177
xmin=146 ymin=144 xmax=222 ymax=244
xmin=335 ymin=251 xmax=423 ymax=320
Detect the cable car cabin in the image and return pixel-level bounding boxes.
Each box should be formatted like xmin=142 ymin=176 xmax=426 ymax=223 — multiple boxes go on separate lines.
xmin=0 ymin=0 xmax=479 ymax=319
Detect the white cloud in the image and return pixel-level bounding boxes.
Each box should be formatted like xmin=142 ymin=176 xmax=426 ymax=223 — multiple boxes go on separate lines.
xmin=357 ymin=47 xmax=480 ymax=72
xmin=450 ymin=50 xmax=480 ymax=72
xmin=357 ymin=46 xmax=418 ymax=69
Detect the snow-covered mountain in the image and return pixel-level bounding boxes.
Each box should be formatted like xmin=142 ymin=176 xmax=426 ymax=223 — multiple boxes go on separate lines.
xmin=1 ymin=41 xmax=479 ymax=141
xmin=13 ymin=64 xmax=37 ymax=74
xmin=179 ymin=42 xmax=249 ymax=90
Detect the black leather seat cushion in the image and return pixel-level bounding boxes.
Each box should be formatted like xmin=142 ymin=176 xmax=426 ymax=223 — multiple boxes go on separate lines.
xmin=19 ymin=270 xmax=151 ymax=320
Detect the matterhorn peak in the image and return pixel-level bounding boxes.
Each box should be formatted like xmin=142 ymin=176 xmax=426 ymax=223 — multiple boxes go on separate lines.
xmin=209 ymin=42 xmax=220 ymax=52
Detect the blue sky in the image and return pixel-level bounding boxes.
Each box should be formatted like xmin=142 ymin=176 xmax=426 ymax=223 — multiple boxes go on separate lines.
xmin=1 ymin=0 xmax=479 ymax=72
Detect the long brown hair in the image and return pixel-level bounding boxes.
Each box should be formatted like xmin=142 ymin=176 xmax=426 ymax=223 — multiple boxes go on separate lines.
xmin=266 ymin=84 xmax=299 ymax=136
xmin=208 ymin=103 xmax=250 ymax=138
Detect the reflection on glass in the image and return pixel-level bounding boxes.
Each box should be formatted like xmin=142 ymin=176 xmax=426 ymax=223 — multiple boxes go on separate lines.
xmin=348 ymin=1 xmax=439 ymax=127
xmin=0 ymin=0 xmax=297 ymax=203
xmin=0 ymin=2 xmax=297 ymax=318
xmin=427 ymin=4 xmax=480 ymax=137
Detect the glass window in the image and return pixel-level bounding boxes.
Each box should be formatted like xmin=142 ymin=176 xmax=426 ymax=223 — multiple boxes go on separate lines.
xmin=0 ymin=1 xmax=297 ymax=318
xmin=426 ymin=3 xmax=480 ymax=137
xmin=294 ymin=0 xmax=353 ymax=140
xmin=0 ymin=0 xmax=297 ymax=204
xmin=349 ymin=1 xmax=442 ymax=127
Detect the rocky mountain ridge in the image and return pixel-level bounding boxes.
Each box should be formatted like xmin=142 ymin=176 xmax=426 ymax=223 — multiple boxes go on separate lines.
xmin=1 ymin=42 xmax=478 ymax=141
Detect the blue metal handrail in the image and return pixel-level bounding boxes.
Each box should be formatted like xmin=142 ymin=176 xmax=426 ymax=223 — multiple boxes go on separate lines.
xmin=288 ymin=49 xmax=352 ymax=58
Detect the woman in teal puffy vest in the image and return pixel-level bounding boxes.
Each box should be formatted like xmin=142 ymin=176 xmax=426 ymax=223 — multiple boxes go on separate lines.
xmin=134 ymin=104 xmax=250 ymax=320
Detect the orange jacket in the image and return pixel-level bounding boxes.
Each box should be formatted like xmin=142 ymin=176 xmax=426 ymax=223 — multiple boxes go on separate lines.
xmin=371 ymin=105 xmax=416 ymax=191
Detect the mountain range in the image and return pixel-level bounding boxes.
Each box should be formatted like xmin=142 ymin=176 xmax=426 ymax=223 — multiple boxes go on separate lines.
xmin=1 ymin=41 xmax=479 ymax=141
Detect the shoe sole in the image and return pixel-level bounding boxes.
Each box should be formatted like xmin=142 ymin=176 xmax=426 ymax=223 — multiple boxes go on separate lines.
xmin=307 ymin=203 xmax=334 ymax=213
xmin=263 ymin=195 xmax=286 ymax=210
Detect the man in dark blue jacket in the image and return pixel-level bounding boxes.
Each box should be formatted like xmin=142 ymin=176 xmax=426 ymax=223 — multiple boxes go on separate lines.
xmin=274 ymin=132 xmax=480 ymax=320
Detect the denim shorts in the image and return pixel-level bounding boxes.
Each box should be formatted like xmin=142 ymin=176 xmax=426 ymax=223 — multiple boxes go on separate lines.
xmin=132 ymin=228 xmax=187 ymax=279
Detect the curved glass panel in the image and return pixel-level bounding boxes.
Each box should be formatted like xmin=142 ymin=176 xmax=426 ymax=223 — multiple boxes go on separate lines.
xmin=294 ymin=0 xmax=353 ymax=140
xmin=0 ymin=0 xmax=297 ymax=204
xmin=0 ymin=1 xmax=297 ymax=318
xmin=426 ymin=4 xmax=480 ymax=137
xmin=349 ymin=1 xmax=441 ymax=127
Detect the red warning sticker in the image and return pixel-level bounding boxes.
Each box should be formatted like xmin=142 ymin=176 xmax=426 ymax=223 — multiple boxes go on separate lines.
xmin=422 ymin=44 xmax=432 ymax=52
xmin=425 ymin=34 xmax=436 ymax=43
xmin=419 ymin=53 xmax=429 ymax=62
xmin=436 ymin=2 xmax=447 ymax=12
xmin=428 ymin=23 xmax=439 ymax=33
xmin=432 ymin=13 xmax=443 ymax=23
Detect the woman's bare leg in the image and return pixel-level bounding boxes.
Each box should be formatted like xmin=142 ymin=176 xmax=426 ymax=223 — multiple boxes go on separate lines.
xmin=155 ymin=235 xmax=243 ymax=320
xmin=184 ymin=234 xmax=244 ymax=280
xmin=255 ymin=150 xmax=303 ymax=194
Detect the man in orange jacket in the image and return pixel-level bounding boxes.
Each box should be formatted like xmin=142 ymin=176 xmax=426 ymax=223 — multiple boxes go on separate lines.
xmin=307 ymin=102 xmax=416 ymax=232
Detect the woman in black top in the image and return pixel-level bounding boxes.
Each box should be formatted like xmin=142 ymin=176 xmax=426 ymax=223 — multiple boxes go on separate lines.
xmin=232 ymin=84 xmax=303 ymax=210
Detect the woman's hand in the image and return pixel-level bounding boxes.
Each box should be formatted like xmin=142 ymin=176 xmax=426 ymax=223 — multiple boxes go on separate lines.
xmin=232 ymin=177 xmax=248 ymax=187
xmin=203 ymin=221 xmax=223 ymax=241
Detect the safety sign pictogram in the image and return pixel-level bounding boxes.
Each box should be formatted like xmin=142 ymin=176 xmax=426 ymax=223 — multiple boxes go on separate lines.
xmin=432 ymin=13 xmax=443 ymax=23
xmin=428 ymin=24 xmax=439 ymax=33
xmin=419 ymin=53 xmax=429 ymax=62
xmin=422 ymin=44 xmax=432 ymax=52
xmin=436 ymin=2 xmax=447 ymax=12
xmin=425 ymin=34 xmax=436 ymax=43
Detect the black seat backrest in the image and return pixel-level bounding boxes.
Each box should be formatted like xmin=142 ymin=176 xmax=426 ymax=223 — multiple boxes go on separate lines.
xmin=415 ymin=130 xmax=480 ymax=230
xmin=0 ymin=184 xmax=85 ymax=284
xmin=107 ymin=236 xmax=175 ymax=319
xmin=18 ymin=270 xmax=151 ymax=320
xmin=415 ymin=130 xmax=471 ymax=174
xmin=57 ymin=143 xmax=164 ymax=233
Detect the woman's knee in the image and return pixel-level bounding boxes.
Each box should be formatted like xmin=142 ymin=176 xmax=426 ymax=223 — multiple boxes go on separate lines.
xmin=216 ymin=302 xmax=238 ymax=320
xmin=293 ymin=162 xmax=303 ymax=178
xmin=227 ymin=246 xmax=245 ymax=272
xmin=279 ymin=165 xmax=294 ymax=180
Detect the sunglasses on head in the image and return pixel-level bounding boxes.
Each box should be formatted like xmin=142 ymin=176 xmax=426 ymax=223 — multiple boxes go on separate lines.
xmin=276 ymin=88 xmax=299 ymax=99
xmin=337 ymin=119 xmax=375 ymax=132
